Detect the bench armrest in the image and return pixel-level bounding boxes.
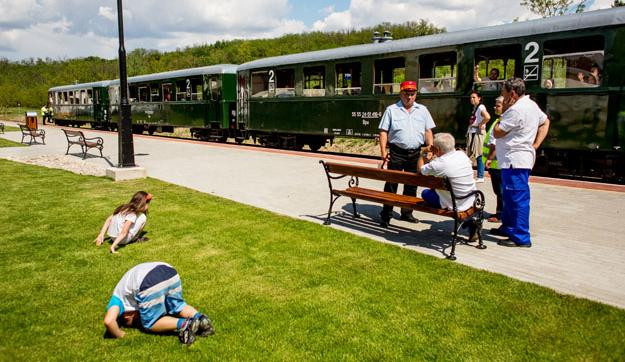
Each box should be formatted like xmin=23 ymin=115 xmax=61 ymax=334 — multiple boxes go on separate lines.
xmin=455 ymin=190 xmax=486 ymax=212
xmin=84 ymin=136 xmax=103 ymax=145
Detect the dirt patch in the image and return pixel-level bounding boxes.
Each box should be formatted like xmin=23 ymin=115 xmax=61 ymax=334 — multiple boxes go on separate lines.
xmin=5 ymin=154 xmax=106 ymax=176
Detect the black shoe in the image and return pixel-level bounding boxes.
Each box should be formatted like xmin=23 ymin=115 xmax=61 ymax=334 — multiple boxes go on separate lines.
xmin=178 ymin=317 xmax=200 ymax=345
xmin=468 ymin=231 xmax=479 ymax=243
xmin=490 ymin=227 xmax=508 ymax=237
xmin=399 ymin=213 xmax=418 ymax=223
xmin=379 ymin=213 xmax=391 ymax=228
xmin=497 ymin=239 xmax=531 ymax=248
xmin=197 ymin=315 xmax=215 ymax=337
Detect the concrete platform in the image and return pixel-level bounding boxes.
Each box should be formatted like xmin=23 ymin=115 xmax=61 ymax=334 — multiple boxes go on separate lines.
xmin=2 ymin=122 xmax=625 ymax=309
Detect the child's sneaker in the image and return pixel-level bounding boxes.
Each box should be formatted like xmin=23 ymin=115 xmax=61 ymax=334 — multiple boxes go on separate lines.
xmin=178 ymin=317 xmax=200 ymax=345
xmin=197 ymin=314 xmax=215 ymax=336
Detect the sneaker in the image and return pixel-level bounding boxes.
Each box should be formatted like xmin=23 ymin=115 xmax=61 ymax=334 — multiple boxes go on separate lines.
xmin=476 ymin=178 xmax=485 ymax=183
xmin=197 ymin=315 xmax=215 ymax=336
xmin=178 ymin=317 xmax=200 ymax=345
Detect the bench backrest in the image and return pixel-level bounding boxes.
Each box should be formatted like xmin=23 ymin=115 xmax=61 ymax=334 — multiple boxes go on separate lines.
xmin=322 ymin=161 xmax=448 ymax=191
xmin=19 ymin=124 xmax=32 ymax=132
xmin=62 ymin=129 xmax=84 ymax=138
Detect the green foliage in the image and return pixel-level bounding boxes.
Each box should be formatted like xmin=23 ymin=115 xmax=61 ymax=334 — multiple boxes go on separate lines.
xmin=0 ymin=21 xmax=444 ymax=108
xmin=520 ymin=0 xmax=587 ymax=16
xmin=1 ymin=159 xmax=625 ymax=359
xmin=614 ymin=0 xmax=625 ymax=6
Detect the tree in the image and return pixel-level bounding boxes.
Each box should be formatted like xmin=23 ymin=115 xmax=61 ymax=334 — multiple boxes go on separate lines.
xmin=520 ymin=0 xmax=587 ymax=17
xmin=614 ymin=0 xmax=625 ymax=7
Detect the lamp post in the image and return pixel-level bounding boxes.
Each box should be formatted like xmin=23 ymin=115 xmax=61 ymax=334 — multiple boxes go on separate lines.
xmin=116 ymin=0 xmax=135 ymax=167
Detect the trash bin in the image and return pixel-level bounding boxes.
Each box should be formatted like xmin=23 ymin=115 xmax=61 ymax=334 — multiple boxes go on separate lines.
xmin=25 ymin=111 xmax=38 ymax=130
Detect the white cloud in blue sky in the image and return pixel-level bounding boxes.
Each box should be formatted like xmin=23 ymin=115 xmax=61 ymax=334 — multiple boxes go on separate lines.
xmin=0 ymin=0 xmax=616 ymax=61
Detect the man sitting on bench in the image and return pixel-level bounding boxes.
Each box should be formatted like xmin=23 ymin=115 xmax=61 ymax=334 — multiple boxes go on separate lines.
xmin=420 ymin=133 xmax=479 ymax=240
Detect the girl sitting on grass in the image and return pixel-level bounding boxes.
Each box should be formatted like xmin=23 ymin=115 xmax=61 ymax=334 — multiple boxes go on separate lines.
xmin=95 ymin=191 xmax=152 ymax=254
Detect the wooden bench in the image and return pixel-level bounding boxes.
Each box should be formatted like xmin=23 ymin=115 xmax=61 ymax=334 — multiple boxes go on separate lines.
xmin=320 ymin=160 xmax=486 ymax=260
xmin=19 ymin=124 xmax=45 ymax=145
xmin=62 ymin=129 xmax=104 ymax=159
xmin=0 ymin=122 xmax=4 ymax=133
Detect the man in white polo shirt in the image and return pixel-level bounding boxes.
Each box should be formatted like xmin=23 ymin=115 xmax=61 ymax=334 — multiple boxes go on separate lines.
xmin=492 ymin=78 xmax=550 ymax=247
xmin=378 ymin=80 xmax=436 ymax=227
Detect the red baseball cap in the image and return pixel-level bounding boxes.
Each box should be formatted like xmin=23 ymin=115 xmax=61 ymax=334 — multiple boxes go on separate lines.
xmin=400 ymin=81 xmax=417 ymax=91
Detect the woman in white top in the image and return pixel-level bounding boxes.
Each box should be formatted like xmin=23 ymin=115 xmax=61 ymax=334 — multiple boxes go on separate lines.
xmin=466 ymin=91 xmax=490 ymax=182
xmin=95 ymin=191 xmax=152 ymax=253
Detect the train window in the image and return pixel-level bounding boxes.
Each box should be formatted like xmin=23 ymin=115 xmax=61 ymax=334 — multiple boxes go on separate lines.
xmin=251 ymin=71 xmax=270 ymax=98
xmin=129 ymin=85 xmax=138 ymax=102
xmin=541 ymin=35 xmax=604 ymax=89
xmin=138 ymin=86 xmax=149 ymax=102
xmin=87 ymin=89 xmax=93 ymax=104
xmin=190 ymin=77 xmax=203 ymax=100
xmin=419 ymin=52 xmax=457 ymax=93
xmin=209 ymin=76 xmax=220 ymax=100
xmin=474 ymin=44 xmax=520 ymax=92
xmin=276 ymin=69 xmax=295 ymax=97
xmin=62 ymin=92 xmax=68 ymax=104
xmin=374 ymin=57 xmax=405 ymax=95
xmin=175 ymin=80 xmax=188 ymax=101
xmin=79 ymin=90 xmax=87 ymax=105
xmin=150 ymin=83 xmax=161 ymax=102
xmin=69 ymin=91 xmax=75 ymax=105
xmin=303 ymin=66 xmax=326 ymax=97
xmin=162 ymin=83 xmax=173 ymax=102
xmin=335 ymin=62 xmax=361 ymax=96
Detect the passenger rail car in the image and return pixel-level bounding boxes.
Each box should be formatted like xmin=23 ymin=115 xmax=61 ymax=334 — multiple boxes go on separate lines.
xmin=237 ymin=8 xmax=625 ymax=183
xmin=49 ymin=65 xmax=241 ymax=139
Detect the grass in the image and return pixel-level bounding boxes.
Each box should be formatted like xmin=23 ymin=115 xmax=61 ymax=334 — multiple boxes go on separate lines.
xmin=0 ymin=159 xmax=624 ymax=360
xmin=0 ymin=136 xmax=25 ymax=148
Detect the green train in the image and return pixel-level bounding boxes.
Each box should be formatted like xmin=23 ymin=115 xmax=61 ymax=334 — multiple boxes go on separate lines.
xmin=48 ymin=8 xmax=625 ymax=183
xmin=49 ymin=65 xmax=242 ymax=141
xmin=237 ymin=8 xmax=625 ymax=182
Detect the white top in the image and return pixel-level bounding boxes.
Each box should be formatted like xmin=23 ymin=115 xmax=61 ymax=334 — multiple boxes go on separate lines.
xmin=420 ymin=150 xmax=477 ymax=211
xmin=469 ymin=104 xmax=486 ymax=133
xmin=107 ymin=211 xmax=143 ymax=242
xmin=497 ymin=95 xmax=548 ymax=169
xmin=112 ymin=262 xmax=170 ymax=313
xmin=378 ymin=101 xmax=436 ymax=149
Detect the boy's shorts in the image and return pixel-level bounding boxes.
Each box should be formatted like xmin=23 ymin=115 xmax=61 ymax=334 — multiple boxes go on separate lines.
xmin=136 ymin=265 xmax=187 ymax=329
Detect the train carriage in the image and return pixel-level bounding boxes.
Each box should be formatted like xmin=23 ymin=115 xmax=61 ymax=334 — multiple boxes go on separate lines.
xmin=237 ymin=8 xmax=625 ymax=182
xmin=48 ymin=81 xmax=112 ymax=128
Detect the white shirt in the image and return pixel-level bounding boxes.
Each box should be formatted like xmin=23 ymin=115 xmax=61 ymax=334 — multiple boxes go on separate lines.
xmin=420 ymin=150 xmax=476 ymax=211
xmin=378 ymin=101 xmax=436 ymax=149
xmin=497 ymin=95 xmax=548 ymax=169
xmin=469 ymin=104 xmax=486 ymax=133
xmin=112 ymin=262 xmax=170 ymax=313
xmin=107 ymin=211 xmax=145 ymax=243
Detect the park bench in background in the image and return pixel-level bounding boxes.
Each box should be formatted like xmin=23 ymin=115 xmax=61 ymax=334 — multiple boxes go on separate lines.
xmin=19 ymin=124 xmax=45 ymax=145
xmin=320 ymin=160 xmax=486 ymax=260
xmin=62 ymin=129 xmax=104 ymax=159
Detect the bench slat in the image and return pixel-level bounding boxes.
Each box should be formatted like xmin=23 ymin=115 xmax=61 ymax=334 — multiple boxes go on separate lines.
xmin=324 ymin=161 xmax=447 ymax=190
xmin=335 ymin=187 xmax=476 ymax=220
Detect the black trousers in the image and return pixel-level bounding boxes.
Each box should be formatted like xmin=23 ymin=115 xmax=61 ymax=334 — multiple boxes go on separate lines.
xmin=381 ymin=145 xmax=420 ymax=219
xmin=489 ymin=168 xmax=503 ymax=217
xmin=42 ymin=115 xmax=52 ymax=125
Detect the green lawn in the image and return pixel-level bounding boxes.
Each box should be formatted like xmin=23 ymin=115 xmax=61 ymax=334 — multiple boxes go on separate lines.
xmin=0 ymin=137 xmax=25 ymax=147
xmin=1 ymin=159 xmax=624 ymax=360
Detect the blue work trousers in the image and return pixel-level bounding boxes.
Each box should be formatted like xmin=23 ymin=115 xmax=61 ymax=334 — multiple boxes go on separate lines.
xmin=500 ymin=168 xmax=531 ymax=245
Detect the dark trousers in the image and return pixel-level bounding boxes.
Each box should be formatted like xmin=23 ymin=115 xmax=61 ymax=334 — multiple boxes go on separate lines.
xmin=381 ymin=146 xmax=420 ymax=219
xmin=489 ymin=168 xmax=503 ymax=218
xmin=42 ymin=115 xmax=52 ymax=125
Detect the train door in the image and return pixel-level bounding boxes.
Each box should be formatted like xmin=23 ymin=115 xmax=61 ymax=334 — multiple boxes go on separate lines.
xmin=93 ymin=87 xmax=110 ymax=127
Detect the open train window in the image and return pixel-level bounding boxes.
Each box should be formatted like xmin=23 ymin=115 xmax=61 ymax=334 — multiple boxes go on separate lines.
xmin=87 ymin=89 xmax=93 ymax=104
xmin=419 ymin=52 xmax=457 ymax=93
xmin=129 ymin=85 xmax=138 ymax=102
xmin=374 ymin=57 xmax=405 ymax=95
xmin=541 ymin=35 xmax=604 ymax=89
xmin=251 ymin=71 xmax=270 ymax=98
xmin=150 ymin=83 xmax=161 ymax=102
xmin=474 ymin=44 xmax=520 ymax=92
xmin=335 ymin=62 xmax=361 ymax=96
xmin=189 ymin=77 xmax=203 ymax=100
xmin=303 ymin=66 xmax=326 ymax=97
xmin=69 ymin=91 xmax=75 ymax=105
xmin=138 ymin=86 xmax=149 ymax=102
xmin=162 ymin=83 xmax=172 ymax=101
xmin=276 ymin=69 xmax=295 ymax=97
xmin=62 ymin=92 xmax=68 ymax=104
xmin=176 ymin=80 xmax=188 ymax=101
xmin=208 ymin=76 xmax=220 ymax=100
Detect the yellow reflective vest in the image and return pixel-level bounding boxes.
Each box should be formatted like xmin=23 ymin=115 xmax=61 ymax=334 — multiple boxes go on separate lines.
xmin=41 ymin=105 xmax=53 ymax=117
xmin=482 ymin=118 xmax=499 ymax=170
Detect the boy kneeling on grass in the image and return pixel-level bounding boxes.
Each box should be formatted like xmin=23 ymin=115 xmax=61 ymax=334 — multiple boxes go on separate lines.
xmin=103 ymin=262 xmax=214 ymax=345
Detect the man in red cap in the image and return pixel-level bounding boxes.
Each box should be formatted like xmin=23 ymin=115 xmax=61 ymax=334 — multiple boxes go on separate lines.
xmin=378 ymin=80 xmax=436 ymax=227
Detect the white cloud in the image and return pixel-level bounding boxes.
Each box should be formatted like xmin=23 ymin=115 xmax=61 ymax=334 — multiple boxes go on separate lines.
xmin=98 ymin=6 xmax=116 ymax=22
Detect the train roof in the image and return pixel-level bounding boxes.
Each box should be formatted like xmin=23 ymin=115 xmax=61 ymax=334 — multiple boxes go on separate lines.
xmin=113 ymin=64 xmax=238 ymax=85
xmin=49 ymin=80 xmax=112 ymax=92
xmin=238 ymin=7 xmax=625 ymax=71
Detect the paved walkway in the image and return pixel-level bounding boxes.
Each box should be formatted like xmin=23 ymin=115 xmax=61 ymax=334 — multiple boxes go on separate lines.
xmin=2 ymin=122 xmax=625 ymax=309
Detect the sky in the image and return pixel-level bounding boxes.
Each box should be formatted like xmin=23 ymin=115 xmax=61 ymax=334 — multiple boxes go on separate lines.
xmin=0 ymin=0 xmax=615 ymax=61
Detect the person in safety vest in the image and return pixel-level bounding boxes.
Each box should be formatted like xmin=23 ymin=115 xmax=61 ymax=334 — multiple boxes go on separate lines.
xmin=41 ymin=102 xmax=53 ymax=125
xmin=483 ymin=96 xmax=504 ymax=223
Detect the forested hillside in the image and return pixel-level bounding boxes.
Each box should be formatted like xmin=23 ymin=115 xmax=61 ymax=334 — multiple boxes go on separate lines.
xmin=0 ymin=20 xmax=443 ymax=108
